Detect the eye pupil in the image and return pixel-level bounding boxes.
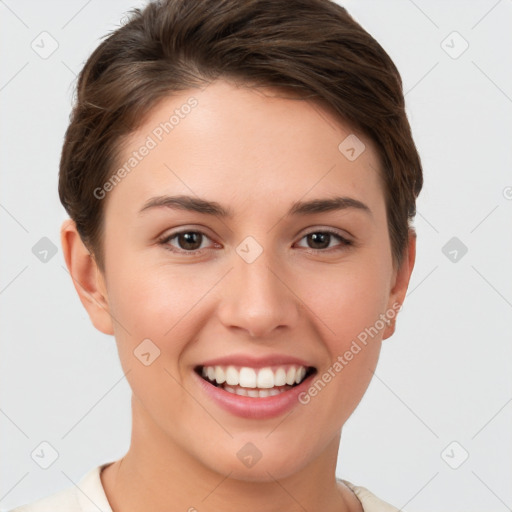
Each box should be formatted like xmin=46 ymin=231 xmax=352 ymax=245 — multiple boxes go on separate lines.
xmin=179 ymin=232 xmax=202 ymax=250
xmin=308 ymin=232 xmax=330 ymax=249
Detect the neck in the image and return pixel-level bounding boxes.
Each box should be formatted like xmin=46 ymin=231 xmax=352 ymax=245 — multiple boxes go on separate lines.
xmin=101 ymin=396 xmax=362 ymax=512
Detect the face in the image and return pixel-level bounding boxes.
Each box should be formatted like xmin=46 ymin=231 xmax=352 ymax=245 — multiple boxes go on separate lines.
xmin=78 ymin=79 xmax=412 ymax=481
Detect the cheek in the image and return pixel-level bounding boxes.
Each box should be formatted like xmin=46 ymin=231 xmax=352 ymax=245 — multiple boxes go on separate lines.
xmin=107 ymin=256 xmax=199 ymax=329
xmin=293 ymin=266 xmax=387 ymax=428
xmin=105 ymin=259 xmax=219 ymax=369
xmin=104 ymin=264 xmax=204 ymax=422
xmin=297 ymin=259 xmax=391 ymax=348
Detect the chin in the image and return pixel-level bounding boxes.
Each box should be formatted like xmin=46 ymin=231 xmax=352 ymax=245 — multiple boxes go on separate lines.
xmin=196 ymin=436 xmax=315 ymax=483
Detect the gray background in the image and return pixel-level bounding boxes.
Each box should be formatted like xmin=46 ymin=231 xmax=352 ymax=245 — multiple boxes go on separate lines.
xmin=1 ymin=1 xmax=511 ymax=511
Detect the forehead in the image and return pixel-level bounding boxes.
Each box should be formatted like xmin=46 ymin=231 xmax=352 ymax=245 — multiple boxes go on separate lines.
xmin=106 ymin=79 xmax=385 ymax=220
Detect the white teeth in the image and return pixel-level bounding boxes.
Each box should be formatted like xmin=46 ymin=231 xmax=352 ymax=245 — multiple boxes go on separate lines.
xmin=225 ymin=366 xmax=239 ymax=386
xmin=239 ymin=367 xmax=257 ymax=388
xmin=215 ymin=366 xmax=226 ymax=384
xmin=285 ymin=366 xmax=297 ymax=385
xmin=200 ymin=364 xmax=311 ymax=390
xmin=274 ymin=367 xmax=287 ymax=386
xmin=256 ymin=368 xmax=275 ymax=388
xmin=235 ymin=387 xmax=248 ymax=396
xmin=222 ymin=385 xmax=289 ymax=398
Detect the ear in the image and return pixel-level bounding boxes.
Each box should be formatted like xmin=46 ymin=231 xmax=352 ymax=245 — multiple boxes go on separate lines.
xmin=60 ymin=219 xmax=114 ymax=335
xmin=382 ymin=229 xmax=416 ymax=340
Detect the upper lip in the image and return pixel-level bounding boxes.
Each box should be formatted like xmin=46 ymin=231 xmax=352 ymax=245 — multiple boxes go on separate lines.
xmin=196 ymin=354 xmax=316 ymax=369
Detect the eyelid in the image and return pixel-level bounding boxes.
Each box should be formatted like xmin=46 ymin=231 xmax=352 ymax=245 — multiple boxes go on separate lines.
xmin=300 ymin=226 xmax=352 ymax=239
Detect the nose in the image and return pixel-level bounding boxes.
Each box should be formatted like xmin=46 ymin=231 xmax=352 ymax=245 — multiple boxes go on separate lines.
xmin=216 ymin=248 xmax=301 ymax=339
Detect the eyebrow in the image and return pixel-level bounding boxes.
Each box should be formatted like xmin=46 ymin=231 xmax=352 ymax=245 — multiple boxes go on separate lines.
xmin=139 ymin=194 xmax=372 ymax=217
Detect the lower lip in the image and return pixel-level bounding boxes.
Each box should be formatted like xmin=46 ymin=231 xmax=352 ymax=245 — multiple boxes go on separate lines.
xmin=193 ymin=370 xmax=315 ymax=420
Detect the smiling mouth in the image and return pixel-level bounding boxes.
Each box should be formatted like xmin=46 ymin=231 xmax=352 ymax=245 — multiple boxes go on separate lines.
xmin=195 ymin=364 xmax=317 ymax=398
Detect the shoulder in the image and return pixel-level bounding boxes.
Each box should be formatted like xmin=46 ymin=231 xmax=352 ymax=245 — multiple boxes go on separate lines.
xmin=340 ymin=479 xmax=404 ymax=512
xmin=9 ymin=485 xmax=80 ymax=512
xmin=9 ymin=463 xmax=113 ymax=512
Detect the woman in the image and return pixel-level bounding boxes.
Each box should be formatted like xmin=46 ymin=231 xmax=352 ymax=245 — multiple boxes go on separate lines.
xmin=12 ymin=0 xmax=422 ymax=510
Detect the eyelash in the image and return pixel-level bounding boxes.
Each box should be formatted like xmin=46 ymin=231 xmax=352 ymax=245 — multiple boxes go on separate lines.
xmin=157 ymin=229 xmax=353 ymax=256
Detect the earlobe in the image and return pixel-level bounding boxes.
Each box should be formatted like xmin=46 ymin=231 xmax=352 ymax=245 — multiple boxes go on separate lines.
xmin=60 ymin=219 xmax=114 ymax=335
xmin=382 ymin=229 xmax=417 ymax=340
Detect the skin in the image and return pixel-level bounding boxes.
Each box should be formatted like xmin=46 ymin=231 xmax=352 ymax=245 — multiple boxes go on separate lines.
xmin=61 ymin=79 xmax=416 ymax=512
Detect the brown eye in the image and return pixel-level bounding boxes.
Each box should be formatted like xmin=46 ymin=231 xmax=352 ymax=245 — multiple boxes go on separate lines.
xmin=159 ymin=230 xmax=215 ymax=254
xmin=306 ymin=232 xmax=331 ymax=249
xmin=176 ymin=231 xmax=203 ymax=250
xmin=296 ymin=230 xmax=352 ymax=251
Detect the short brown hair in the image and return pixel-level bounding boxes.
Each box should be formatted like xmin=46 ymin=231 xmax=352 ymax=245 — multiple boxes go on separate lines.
xmin=59 ymin=0 xmax=423 ymax=272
